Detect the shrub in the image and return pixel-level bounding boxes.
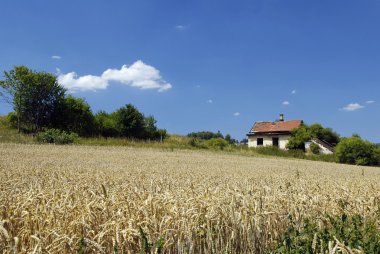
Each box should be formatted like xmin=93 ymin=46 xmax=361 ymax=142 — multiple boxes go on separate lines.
xmin=37 ymin=129 xmax=78 ymax=144
xmin=273 ymin=212 xmax=380 ymax=253
xmin=205 ymin=138 xmax=228 ymax=150
xmin=309 ymin=142 xmax=320 ymax=155
xmin=255 ymin=146 xmax=306 ymax=159
xmin=335 ymin=136 xmax=378 ymax=166
xmin=188 ymin=137 xmax=206 ymax=149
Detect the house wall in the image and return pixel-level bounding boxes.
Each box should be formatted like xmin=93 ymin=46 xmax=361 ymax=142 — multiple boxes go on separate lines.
xmin=248 ymin=135 xmax=290 ymax=150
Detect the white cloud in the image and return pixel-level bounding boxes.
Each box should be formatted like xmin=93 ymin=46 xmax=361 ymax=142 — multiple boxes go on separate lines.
xmin=51 ymin=55 xmax=61 ymax=60
xmin=57 ymin=60 xmax=172 ymax=92
xmin=342 ymin=103 xmax=365 ymax=111
xmin=175 ymin=25 xmax=189 ymax=31
xmin=282 ymin=101 xmax=290 ymax=105
xmin=366 ymin=100 xmax=375 ymax=104
xmin=58 ymin=72 xmax=108 ymax=92
xmin=207 ymin=99 xmax=213 ymax=104
xmin=291 ymin=90 xmax=296 ymax=94
xmin=233 ymin=112 xmax=240 ymax=116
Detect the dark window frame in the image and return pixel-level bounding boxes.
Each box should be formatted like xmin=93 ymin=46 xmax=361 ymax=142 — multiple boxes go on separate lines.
xmin=257 ymin=138 xmax=263 ymax=146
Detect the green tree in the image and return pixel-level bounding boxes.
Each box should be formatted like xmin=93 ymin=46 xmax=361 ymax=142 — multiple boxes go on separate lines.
xmin=0 ymin=66 xmax=66 ymax=132
xmin=55 ymin=95 xmax=95 ymax=136
xmin=113 ymin=104 xmax=145 ymax=138
xmin=94 ymin=111 xmax=119 ymax=137
xmin=335 ymin=136 xmax=378 ymax=166
xmin=287 ymin=123 xmax=340 ymax=150
xmin=309 ymin=123 xmax=340 ymax=146
xmin=286 ymin=125 xmax=310 ymax=150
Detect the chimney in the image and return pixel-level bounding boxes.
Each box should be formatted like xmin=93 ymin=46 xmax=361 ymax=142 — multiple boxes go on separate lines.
xmin=279 ymin=114 xmax=284 ymax=121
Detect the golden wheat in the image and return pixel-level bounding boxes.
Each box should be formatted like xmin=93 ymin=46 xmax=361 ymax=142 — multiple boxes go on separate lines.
xmin=0 ymin=143 xmax=379 ymax=253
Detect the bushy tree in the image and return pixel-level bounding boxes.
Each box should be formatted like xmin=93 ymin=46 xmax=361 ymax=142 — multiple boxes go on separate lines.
xmin=0 ymin=66 xmax=66 ymax=132
xmin=144 ymin=115 xmax=167 ymax=140
xmin=286 ymin=125 xmax=310 ymax=150
xmin=287 ymin=123 xmax=340 ymax=150
xmin=54 ymin=95 xmax=95 ymax=136
xmin=308 ymin=124 xmax=340 ymax=146
xmin=335 ymin=136 xmax=378 ymax=166
xmin=113 ymin=104 xmax=145 ymax=138
xmin=94 ymin=111 xmax=119 ymax=137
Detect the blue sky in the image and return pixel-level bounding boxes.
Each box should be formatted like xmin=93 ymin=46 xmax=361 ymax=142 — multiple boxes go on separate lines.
xmin=0 ymin=0 xmax=379 ymax=142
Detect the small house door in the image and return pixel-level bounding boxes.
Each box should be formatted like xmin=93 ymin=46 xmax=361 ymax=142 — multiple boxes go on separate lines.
xmin=272 ymin=137 xmax=279 ymax=147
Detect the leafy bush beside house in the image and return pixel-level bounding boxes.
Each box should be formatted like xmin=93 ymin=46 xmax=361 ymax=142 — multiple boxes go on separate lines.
xmin=287 ymin=123 xmax=340 ymax=150
xmin=309 ymin=142 xmax=320 ymax=155
xmin=335 ymin=136 xmax=380 ymax=166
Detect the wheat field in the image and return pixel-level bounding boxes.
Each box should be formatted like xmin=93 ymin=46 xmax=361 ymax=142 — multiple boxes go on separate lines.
xmin=0 ymin=143 xmax=379 ymax=253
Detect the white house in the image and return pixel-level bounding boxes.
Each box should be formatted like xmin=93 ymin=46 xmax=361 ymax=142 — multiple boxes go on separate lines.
xmin=247 ymin=114 xmax=303 ymax=149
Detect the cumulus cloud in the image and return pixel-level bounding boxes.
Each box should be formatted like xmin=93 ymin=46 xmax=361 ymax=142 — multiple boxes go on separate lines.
xmin=57 ymin=60 xmax=172 ymax=92
xmin=342 ymin=103 xmax=364 ymax=111
xmin=282 ymin=101 xmax=290 ymax=105
xmin=51 ymin=55 xmax=61 ymax=60
xmin=207 ymin=99 xmax=213 ymax=104
xmin=233 ymin=112 xmax=240 ymax=116
xmin=366 ymin=100 xmax=375 ymax=104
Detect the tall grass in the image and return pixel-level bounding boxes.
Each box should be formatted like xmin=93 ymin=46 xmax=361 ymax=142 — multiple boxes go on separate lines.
xmin=0 ymin=116 xmax=35 ymax=144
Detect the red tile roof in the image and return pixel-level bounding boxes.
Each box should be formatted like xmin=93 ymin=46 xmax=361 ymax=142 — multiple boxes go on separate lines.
xmin=250 ymin=120 xmax=303 ymax=133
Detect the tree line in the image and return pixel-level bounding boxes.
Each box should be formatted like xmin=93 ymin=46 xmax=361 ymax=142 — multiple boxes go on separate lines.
xmin=0 ymin=66 xmax=166 ymax=140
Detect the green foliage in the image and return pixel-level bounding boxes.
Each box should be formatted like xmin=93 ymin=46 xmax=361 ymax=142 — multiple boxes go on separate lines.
xmin=54 ymin=95 xmax=95 ymax=136
xmin=286 ymin=125 xmax=310 ymax=150
xmin=0 ymin=66 xmax=66 ymax=132
xmin=36 ymin=129 xmax=78 ymax=144
xmin=113 ymin=104 xmax=146 ymax=138
xmin=205 ymin=138 xmax=229 ymax=150
xmin=94 ymin=107 xmax=167 ymax=141
xmin=287 ymin=123 xmax=340 ymax=150
xmin=187 ymin=137 xmax=207 ymax=149
xmin=77 ymin=237 xmax=87 ymax=254
xmin=139 ymin=227 xmax=164 ymax=254
xmin=309 ymin=142 xmax=320 ymax=155
xmin=6 ymin=112 xmax=17 ymax=128
xmin=0 ymin=115 xmax=34 ymax=143
xmin=255 ymin=146 xmax=306 ymax=159
xmin=187 ymin=131 xmax=223 ymax=140
xmin=94 ymin=111 xmax=119 ymax=137
xmin=309 ymin=123 xmax=340 ymax=146
xmin=224 ymin=134 xmax=238 ymax=144
xmin=335 ymin=136 xmax=379 ymax=166
xmin=273 ymin=212 xmax=380 ymax=253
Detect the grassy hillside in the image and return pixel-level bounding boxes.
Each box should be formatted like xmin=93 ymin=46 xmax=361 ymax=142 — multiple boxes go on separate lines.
xmin=0 ymin=143 xmax=379 ymax=253
xmin=0 ymin=116 xmax=35 ymax=144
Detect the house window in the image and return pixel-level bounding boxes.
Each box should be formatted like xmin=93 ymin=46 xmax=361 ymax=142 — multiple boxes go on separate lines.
xmin=257 ymin=138 xmax=263 ymax=146
xmin=272 ymin=137 xmax=279 ymax=147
